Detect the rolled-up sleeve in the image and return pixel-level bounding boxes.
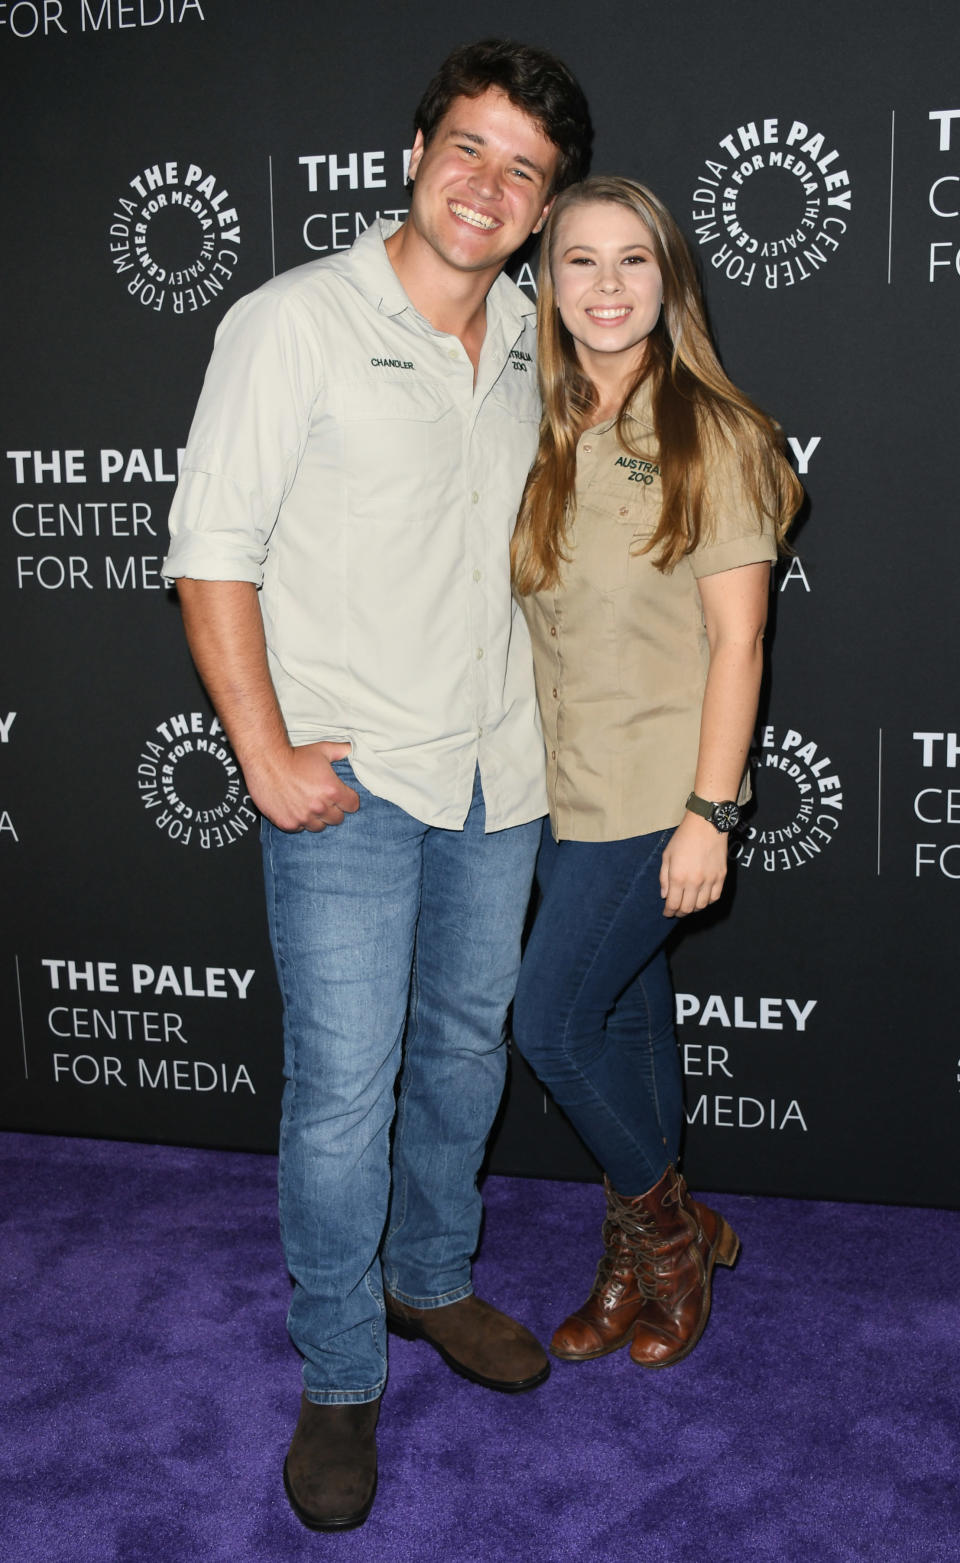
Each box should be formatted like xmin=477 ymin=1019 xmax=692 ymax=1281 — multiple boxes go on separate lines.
xmin=163 ymin=286 xmax=324 ymax=585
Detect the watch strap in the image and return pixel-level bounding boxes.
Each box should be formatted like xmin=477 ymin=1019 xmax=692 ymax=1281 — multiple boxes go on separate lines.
xmin=685 ymin=792 xmax=740 ymax=833
xmin=684 ymin=791 xmax=714 ymax=822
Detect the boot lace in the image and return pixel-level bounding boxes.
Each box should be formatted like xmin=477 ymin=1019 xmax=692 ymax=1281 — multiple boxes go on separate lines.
xmin=606 ymin=1178 xmax=695 ymax=1302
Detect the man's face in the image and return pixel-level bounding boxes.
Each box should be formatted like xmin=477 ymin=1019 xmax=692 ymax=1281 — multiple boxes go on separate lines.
xmin=406 ymin=88 xmax=560 ymax=280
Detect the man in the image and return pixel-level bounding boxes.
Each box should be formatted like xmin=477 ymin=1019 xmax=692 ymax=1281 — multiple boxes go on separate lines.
xmin=163 ymin=39 xmax=592 ymax=1532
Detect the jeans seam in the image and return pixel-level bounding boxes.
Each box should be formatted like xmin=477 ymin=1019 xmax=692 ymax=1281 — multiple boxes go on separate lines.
xmin=265 ymin=824 xmax=294 ymax=1256
xmin=382 ymin=875 xmax=424 ymax=1276
xmin=632 ymin=830 xmax=675 ymax=1167
xmin=644 ymin=998 xmax=676 ymax=1154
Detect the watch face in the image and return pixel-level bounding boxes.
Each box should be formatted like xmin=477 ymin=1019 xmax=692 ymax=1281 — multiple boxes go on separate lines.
xmin=712 ymin=801 xmax=740 ymax=833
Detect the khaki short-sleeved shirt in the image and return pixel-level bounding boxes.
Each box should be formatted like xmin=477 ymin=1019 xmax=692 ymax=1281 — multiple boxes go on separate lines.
xmin=519 ymin=382 xmax=777 ymax=843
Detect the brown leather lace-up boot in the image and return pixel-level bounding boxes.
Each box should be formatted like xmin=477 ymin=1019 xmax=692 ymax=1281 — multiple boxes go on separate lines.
xmin=550 ymin=1168 xmax=739 ymax=1365
xmin=550 ymin=1179 xmax=654 ymax=1360
xmin=627 ymin=1164 xmax=740 ymax=1369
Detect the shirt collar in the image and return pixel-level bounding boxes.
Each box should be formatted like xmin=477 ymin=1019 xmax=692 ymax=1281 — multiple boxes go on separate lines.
xmin=582 ymin=378 xmax=656 ymax=443
xmin=622 ymin=375 xmax=655 ymax=434
xmin=337 ymin=219 xmax=536 ymax=335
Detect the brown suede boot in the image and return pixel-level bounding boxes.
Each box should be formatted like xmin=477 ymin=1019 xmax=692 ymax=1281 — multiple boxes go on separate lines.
xmin=550 ymin=1178 xmax=654 ymax=1361
xmin=283 ymin=1393 xmax=380 ymax=1531
xmin=627 ymin=1164 xmax=740 ymax=1369
xmin=385 ymin=1292 xmax=549 ymax=1392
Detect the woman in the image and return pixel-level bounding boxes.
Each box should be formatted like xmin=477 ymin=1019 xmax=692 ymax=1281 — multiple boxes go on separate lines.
xmin=511 ymin=177 xmax=801 ymax=1369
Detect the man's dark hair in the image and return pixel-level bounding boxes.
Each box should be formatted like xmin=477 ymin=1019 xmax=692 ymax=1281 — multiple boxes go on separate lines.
xmin=414 ymin=38 xmax=593 ymax=194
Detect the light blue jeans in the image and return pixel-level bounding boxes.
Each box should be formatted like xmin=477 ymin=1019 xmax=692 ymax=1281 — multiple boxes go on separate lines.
xmin=262 ymin=761 xmax=540 ymax=1404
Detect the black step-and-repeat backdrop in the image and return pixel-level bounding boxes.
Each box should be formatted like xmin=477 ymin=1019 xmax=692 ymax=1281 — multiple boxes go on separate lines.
xmin=3 ymin=2 xmax=958 ymax=1206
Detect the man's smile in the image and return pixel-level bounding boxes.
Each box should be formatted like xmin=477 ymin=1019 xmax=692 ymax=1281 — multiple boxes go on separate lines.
xmin=448 ymin=201 xmax=501 ymax=230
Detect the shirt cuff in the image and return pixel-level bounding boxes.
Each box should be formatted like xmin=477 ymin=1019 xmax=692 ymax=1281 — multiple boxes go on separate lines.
xmin=689 ymin=533 xmax=777 ymax=579
xmin=161 ymin=536 xmax=265 ymax=585
xmin=163 ymin=467 xmax=272 ymax=585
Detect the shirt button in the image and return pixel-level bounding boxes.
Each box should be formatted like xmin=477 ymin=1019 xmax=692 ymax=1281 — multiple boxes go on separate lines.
xmin=582 ymin=443 xmax=592 ymax=453
xmin=471 ymin=491 xmax=480 ymax=504
xmin=552 ymin=688 xmax=558 ymax=698
xmin=550 ymin=750 xmax=557 ymax=760
xmin=473 ymin=568 xmax=482 ymax=582
xmin=476 ymin=647 xmax=484 ymax=660
xmin=549 ymin=626 xmax=557 ymax=637
xmin=448 ymin=347 xmax=459 ymax=360
xmin=619 ymin=506 xmax=629 ymax=517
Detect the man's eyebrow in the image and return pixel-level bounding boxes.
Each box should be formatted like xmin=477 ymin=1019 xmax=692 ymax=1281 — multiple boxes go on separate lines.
xmin=445 ymin=127 xmax=548 ymax=180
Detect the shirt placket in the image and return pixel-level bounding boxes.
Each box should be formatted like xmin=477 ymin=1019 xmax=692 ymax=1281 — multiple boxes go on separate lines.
xmin=541 ymin=590 xmax=563 ymax=828
xmin=442 ymin=335 xmax=490 ymax=775
xmin=464 ymin=319 xmax=527 ymax=815
xmin=554 ymin=428 xmax=604 ymax=834
xmin=465 ymin=431 xmax=491 ymax=777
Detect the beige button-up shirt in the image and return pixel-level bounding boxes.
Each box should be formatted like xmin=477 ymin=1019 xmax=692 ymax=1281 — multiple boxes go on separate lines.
xmin=164 ymin=221 xmax=548 ymax=832
xmin=519 ymin=382 xmax=777 ymax=842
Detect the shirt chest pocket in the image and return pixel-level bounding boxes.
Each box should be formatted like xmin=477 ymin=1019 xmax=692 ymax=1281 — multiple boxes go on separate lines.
xmin=339 ymin=381 xmax=458 ymax=524
xmin=574 ymin=472 xmax=661 ymax=592
xmin=489 ymin=375 xmax=540 ymax=426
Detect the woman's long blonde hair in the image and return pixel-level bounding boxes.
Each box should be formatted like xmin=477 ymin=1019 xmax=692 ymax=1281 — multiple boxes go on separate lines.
xmin=511 ymin=176 xmax=803 ymax=595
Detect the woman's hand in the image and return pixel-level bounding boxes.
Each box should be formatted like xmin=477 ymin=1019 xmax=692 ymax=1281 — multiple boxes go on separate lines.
xmin=659 ymin=811 xmax=728 ymax=917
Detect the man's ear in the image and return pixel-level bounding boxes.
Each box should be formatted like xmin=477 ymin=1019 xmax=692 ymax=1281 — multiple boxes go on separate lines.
xmin=532 ymin=198 xmax=554 ymax=236
xmin=407 ymin=129 xmax=425 ymax=183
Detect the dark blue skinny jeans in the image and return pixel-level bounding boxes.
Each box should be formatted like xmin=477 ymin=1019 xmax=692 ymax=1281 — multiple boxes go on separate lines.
xmin=512 ymin=826 xmax=683 ymax=1195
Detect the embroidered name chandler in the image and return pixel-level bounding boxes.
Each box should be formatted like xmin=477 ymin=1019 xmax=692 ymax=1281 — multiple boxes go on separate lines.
xmin=370 ymin=357 xmax=415 ymax=369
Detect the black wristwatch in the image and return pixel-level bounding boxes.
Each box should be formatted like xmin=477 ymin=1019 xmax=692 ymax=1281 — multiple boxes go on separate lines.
xmin=685 ymin=792 xmax=740 ymax=834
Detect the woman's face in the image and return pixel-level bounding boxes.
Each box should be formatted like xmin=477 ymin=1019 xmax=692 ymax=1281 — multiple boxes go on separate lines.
xmin=551 ymin=200 xmax=664 ymax=378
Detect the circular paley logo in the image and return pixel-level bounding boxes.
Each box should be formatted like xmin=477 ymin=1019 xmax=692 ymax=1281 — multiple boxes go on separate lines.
xmin=690 ymin=116 xmax=853 ymax=290
xmin=730 ymin=724 xmax=844 ymax=873
xmin=108 ymin=160 xmax=242 ymax=314
xmin=136 ymin=712 xmax=257 ymax=849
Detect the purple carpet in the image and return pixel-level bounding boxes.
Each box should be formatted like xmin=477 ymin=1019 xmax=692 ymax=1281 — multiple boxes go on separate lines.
xmin=2 ymin=1132 xmax=958 ymax=1562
